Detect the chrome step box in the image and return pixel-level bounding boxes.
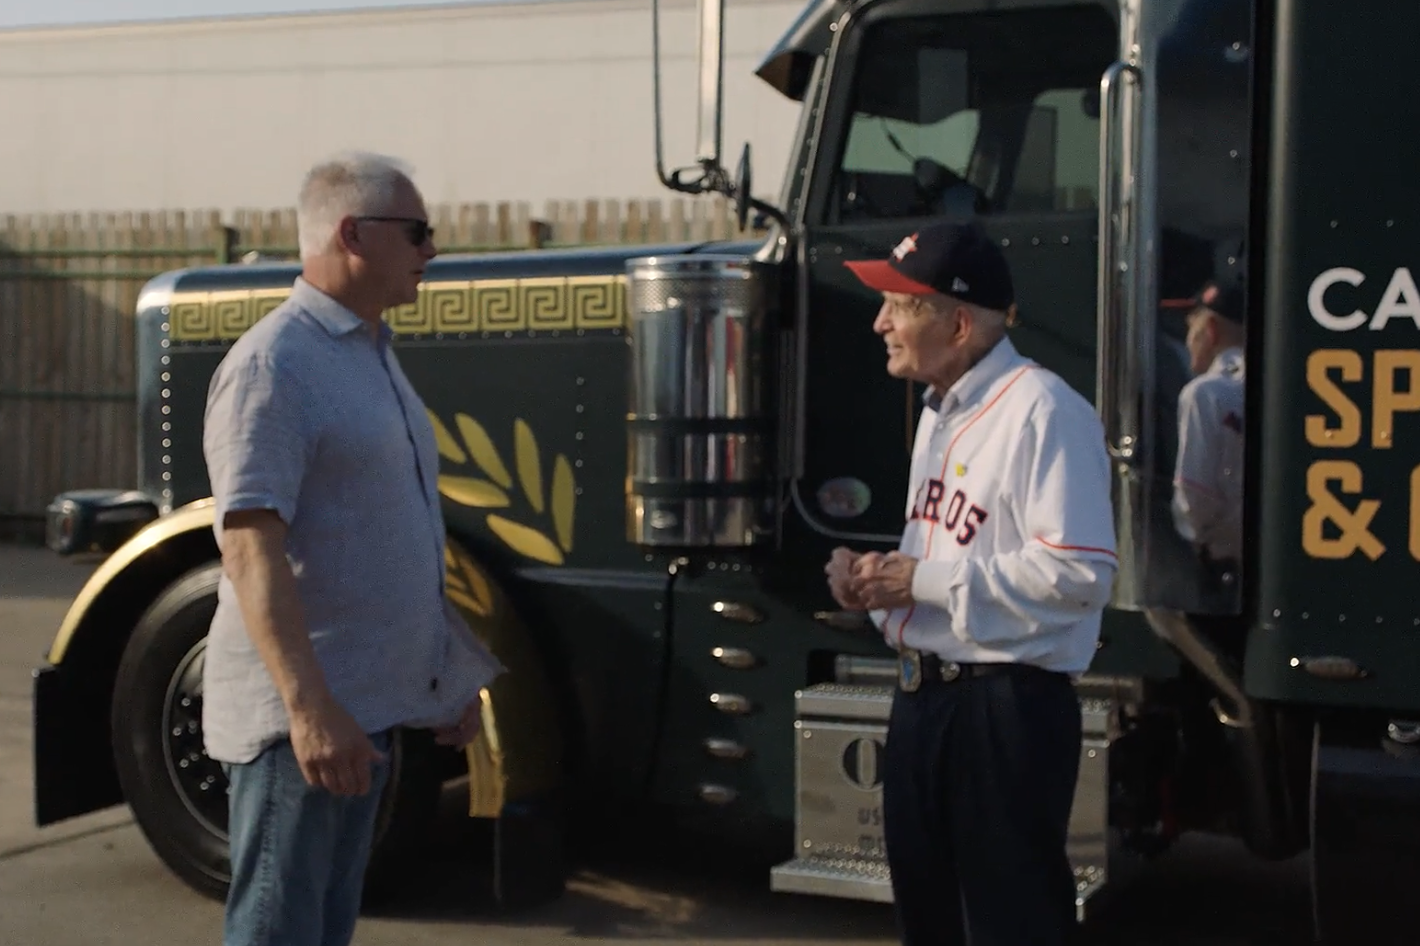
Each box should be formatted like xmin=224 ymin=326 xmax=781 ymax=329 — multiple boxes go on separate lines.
xmin=768 ymin=853 xmax=893 ymax=903
xmin=770 ymin=674 xmax=1139 ymax=923
xmin=769 ymin=683 xmax=893 ymax=902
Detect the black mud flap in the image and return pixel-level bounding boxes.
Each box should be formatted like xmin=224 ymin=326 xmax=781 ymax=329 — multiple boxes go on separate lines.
xmin=1312 ymin=722 xmax=1420 ymax=945
xmin=493 ymin=796 xmax=567 ymax=912
xmin=33 ymin=663 xmax=122 ymax=826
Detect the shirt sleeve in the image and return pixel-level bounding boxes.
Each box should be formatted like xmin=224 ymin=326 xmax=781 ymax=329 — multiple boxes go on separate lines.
xmin=202 ymin=350 xmax=315 ymax=541
xmin=908 ymin=398 xmax=1118 ymax=647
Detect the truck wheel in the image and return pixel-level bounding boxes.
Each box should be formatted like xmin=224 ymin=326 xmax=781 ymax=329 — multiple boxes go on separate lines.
xmin=110 ymin=562 xmax=443 ymax=902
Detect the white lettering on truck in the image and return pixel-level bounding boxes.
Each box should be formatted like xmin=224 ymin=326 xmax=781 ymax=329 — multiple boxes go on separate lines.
xmin=1308 ymin=267 xmax=1420 ymax=331
xmin=1304 ymin=267 xmax=1420 ymax=561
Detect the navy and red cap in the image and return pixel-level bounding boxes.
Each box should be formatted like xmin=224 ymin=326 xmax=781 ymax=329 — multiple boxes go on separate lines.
xmin=1191 ymin=278 xmax=1244 ymax=324
xmin=844 ymin=220 xmax=1015 ymax=312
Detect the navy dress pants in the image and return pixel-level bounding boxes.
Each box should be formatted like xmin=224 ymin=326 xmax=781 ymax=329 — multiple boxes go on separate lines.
xmin=881 ymin=665 xmax=1083 ymax=946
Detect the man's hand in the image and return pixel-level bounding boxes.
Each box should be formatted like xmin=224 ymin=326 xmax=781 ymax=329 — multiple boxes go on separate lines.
xmin=434 ymin=698 xmax=484 ymax=749
xmin=287 ymin=696 xmax=387 ymax=796
xmin=825 ymin=546 xmax=867 ymax=609
xmin=852 ymin=551 xmax=918 ymax=611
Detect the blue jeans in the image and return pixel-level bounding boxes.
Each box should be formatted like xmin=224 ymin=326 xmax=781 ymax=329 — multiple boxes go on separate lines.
xmin=221 ymin=729 xmax=393 ymax=946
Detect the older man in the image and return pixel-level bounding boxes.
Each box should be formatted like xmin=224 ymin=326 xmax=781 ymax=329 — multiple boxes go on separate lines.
xmin=202 ymin=151 xmax=503 ymax=946
xmin=825 ymin=221 xmax=1117 ymax=946
xmin=1172 ymin=278 xmax=1246 ymax=589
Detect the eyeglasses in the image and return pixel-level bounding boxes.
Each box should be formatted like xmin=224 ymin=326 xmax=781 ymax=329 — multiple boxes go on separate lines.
xmin=883 ymin=295 xmax=936 ymax=317
xmin=357 ymin=216 xmax=434 ymax=246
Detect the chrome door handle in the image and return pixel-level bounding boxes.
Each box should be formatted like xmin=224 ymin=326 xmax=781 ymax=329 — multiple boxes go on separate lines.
xmin=1096 ymin=60 xmax=1145 ymax=466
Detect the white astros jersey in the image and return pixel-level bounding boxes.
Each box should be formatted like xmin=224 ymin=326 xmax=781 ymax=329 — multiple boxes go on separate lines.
xmin=871 ymin=336 xmax=1119 ymax=675
xmin=1172 ymin=347 xmax=1245 ymax=561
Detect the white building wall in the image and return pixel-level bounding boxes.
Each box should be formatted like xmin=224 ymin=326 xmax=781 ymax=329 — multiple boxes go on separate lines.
xmin=0 ymin=0 xmax=808 ymax=216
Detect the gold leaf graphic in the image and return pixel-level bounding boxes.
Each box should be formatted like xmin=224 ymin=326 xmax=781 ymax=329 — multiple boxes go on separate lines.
xmin=431 ymin=411 xmax=577 ymax=567
xmin=445 ymin=548 xmax=495 ymax=618
xmin=438 ymin=476 xmax=510 ymax=508
xmin=514 ymin=419 xmax=544 ymax=514
xmin=486 ymin=515 xmax=564 ymax=565
xmin=552 ymin=455 xmax=575 ymax=553
xmin=447 ymin=587 xmax=484 ymax=616
xmin=461 ymin=557 xmax=495 ymax=616
xmin=456 ymin=413 xmax=512 ymax=489
xmin=428 ymin=410 xmax=468 ymax=463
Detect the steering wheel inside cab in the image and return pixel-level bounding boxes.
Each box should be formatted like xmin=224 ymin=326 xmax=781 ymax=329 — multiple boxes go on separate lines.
xmin=841 ymin=158 xmax=990 ymax=219
xmin=912 ymin=157 xmax=990 ymax=215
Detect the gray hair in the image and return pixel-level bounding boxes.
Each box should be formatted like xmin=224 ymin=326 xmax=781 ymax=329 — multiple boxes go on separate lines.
xmin=922 ymin=294 xmax=1008 ymax=329
xmin=964 ymin=301 xmax=1010 ymax=331
xmin=295 ymin=151 xmax=415 ymax=260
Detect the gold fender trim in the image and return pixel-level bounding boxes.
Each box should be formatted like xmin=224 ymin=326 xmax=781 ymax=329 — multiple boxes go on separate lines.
xmin=445 ymin=537 xmax=563 ymax=817
xmin=48 ymin=500 xmax=561 ymax=821
xmin=48 ymin=498 xmax=218 ymax=666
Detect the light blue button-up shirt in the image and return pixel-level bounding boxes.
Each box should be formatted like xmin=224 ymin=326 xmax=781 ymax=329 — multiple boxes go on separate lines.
xmin=200 ymin=277 xmax=503 ymax=765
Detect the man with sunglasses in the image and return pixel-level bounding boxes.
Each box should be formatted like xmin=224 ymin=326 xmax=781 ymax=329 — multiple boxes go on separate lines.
xmin=201 ymin=151 xmax=503 ymax=946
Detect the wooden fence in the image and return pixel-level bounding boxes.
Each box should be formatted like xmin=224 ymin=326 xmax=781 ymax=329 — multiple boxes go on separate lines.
xmin=0 ymin=194 xmax=760 ymax=528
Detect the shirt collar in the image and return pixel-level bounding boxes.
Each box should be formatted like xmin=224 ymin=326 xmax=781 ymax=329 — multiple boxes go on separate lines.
xmin=291 ymin=277 xmax=391 ymax=343
xmin=1210 ymin=346 xmax=1244 ymax=377
xmin=923 ymin=335 xmax=1023 ymax=414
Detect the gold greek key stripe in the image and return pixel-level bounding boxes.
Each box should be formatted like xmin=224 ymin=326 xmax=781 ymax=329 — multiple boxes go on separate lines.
xmin=165 ymin=275 xmax=628 ymax=342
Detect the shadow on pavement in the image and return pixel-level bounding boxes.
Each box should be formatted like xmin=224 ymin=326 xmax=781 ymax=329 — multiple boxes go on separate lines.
xmin=361 ymin=785 xmax=898 ymax=941
xmin=360 ymin=785 xmax=1313 ymax=945
xmin=1078 ymin=835 xmax=1314 ymax=946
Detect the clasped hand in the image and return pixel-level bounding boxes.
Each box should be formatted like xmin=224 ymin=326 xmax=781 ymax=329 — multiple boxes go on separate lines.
xmin=289 ymin=695 xmax=482 ymax=797
xmin=823 ymin=546 xmax=917 ymax=611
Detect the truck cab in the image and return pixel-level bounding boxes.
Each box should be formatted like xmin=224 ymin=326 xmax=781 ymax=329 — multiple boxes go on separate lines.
xmin=32 ymin=0 xmax=1420 ymax=942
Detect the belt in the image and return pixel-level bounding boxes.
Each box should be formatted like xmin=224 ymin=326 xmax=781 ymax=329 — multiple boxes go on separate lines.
xmin=895 ymin=648 xmax=1064 ymax=692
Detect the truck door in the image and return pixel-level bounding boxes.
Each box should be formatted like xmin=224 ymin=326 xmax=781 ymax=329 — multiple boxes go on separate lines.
xmin=788 ymin=0 xmax=1117 ymax=556
xmin=790 ymin=0 xmax=1255 ymax=623
xmin=1098 ymin=0 xmax=1256 ymax=618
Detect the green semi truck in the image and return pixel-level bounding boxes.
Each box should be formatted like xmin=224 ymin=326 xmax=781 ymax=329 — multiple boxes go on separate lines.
xmin=29 ymin=0 xmax=1420 ymax=941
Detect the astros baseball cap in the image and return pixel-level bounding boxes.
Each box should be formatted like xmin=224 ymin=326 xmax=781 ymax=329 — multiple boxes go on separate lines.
xmin=1192 ymin=278 xmax=1244 ymax=324
xmin=844 ymin=221 xmax=1015 ymax=311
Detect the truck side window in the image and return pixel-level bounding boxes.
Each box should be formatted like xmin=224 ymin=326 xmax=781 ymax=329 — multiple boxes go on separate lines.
xmin=829 ymin=7 xmax=1115 ymax=224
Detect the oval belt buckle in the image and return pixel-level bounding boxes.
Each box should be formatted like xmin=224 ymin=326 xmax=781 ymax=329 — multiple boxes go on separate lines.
xmin=898 ymin=651 xmax=922 ymax=692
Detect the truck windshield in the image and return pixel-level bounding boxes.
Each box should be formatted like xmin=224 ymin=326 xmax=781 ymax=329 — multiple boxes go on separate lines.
xmin=830 ymin=5 xmax=1117 ymax=223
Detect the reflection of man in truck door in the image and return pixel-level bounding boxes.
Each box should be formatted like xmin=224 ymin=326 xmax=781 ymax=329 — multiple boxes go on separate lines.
xmin=1172 ymin=278 xmax=1246 ymax=599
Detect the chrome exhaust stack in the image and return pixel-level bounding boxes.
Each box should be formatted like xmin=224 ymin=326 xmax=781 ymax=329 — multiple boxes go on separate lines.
xmin=624 ymin=255 xmax=777 ymax=548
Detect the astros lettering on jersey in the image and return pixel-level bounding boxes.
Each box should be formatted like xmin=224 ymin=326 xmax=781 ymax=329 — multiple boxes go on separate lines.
xmin=1172 ymin=346 xmax=1245 ymax=560
xmin=871 ymin=335 xmax=1119 ymax=675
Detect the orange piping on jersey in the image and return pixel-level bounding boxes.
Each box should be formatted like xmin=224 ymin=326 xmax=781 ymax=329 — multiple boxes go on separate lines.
xmin=1174 ymin=475 xmax=1226 ymax=499
xmin=893 ymin=365 xmax=1037 ymax=648
xmin=1033 ymin=536 xmax=1118 ymax=559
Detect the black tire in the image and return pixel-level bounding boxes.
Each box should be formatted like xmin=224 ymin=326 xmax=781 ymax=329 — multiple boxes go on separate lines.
xmin=110 ymin=562 xmax=444 ymax=903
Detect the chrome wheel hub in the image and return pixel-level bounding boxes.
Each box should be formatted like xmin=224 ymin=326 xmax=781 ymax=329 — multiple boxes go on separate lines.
xmin=161 ymin=638 xmax=229 ymax=839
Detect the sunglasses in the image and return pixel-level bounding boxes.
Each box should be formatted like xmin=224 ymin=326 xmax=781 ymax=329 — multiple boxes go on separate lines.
xmin=357 ymin=216 xmax=434 ymax=246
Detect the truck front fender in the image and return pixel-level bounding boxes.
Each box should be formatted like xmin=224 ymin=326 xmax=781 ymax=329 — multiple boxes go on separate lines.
xmin=444 ymin=537 xmax=564 ymax=818
xmin=34 ymin=499 xmax=562 ymax=829
xmin=34 ymin=499 xmax=219 ymax=826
